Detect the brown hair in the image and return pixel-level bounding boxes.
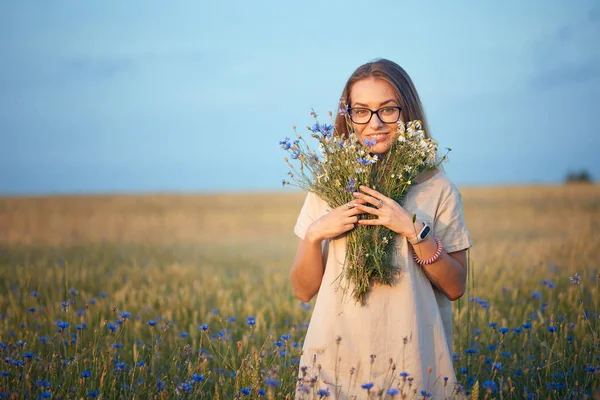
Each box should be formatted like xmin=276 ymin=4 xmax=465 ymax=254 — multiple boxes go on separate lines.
xmin=334 ymin=58 xmax=432 ymax=139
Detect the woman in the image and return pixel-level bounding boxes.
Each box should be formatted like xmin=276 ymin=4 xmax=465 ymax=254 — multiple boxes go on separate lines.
xmin=290 ymin=59 xmax=471 ymax=399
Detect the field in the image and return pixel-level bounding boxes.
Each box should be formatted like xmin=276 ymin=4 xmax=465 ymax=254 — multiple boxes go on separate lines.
xmin=0 ymin=184 xmax=599 ymax=399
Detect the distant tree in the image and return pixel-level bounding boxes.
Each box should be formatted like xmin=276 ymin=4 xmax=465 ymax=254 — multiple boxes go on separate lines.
xmin=565 ymin=169 xmax=593 ymax=184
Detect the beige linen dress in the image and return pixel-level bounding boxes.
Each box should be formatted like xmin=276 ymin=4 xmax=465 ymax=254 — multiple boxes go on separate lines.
xmin=293 ymin=171 xmax=472 ymax=400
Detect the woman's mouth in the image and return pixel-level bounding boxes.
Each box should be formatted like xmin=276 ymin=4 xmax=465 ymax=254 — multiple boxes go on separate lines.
xmin=366 ymin=133 xmax=389 ymax=143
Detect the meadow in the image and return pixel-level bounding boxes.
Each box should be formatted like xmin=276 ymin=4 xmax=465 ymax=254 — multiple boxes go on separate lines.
xmin=0 ymin=183 xmax=598 ymax=399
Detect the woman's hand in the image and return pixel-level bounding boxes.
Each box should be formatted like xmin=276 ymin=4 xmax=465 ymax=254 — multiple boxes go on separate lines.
xmin=305 ymin=198 xmax=368 ymax=243
xmin=352 ymin=185 xmax=420 ymax=238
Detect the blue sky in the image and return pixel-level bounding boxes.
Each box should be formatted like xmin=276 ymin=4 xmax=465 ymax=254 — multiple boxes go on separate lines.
xmin=1 ymin=1 xmax=598 ymax=195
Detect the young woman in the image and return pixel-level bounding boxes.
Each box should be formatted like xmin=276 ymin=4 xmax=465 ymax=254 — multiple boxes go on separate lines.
xmin=290 ymin=59 xmax=472 ymax=399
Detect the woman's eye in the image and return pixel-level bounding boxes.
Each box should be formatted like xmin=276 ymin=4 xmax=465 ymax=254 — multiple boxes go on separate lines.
xmin=353 ymin=109 xmax=368 ymax=116
xmin=381 ymin=107 xmax=396 ymax=114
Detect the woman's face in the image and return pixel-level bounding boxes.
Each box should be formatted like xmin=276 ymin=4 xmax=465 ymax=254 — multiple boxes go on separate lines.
xmin=348 ymin=77 xmax=403 ymax=154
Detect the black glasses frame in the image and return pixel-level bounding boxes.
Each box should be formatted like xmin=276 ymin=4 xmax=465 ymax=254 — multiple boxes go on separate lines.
xmin=347 ymin=106 xmax=403 ymax=124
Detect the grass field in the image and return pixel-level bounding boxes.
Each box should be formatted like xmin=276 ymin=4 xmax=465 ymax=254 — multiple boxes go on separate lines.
xmin=0 ymin=184 xmax=599 ymax=399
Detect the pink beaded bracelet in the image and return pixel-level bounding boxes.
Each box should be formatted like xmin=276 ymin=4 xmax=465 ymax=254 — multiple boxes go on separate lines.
xmin=413 ymin=237 xmax=443 ymax=265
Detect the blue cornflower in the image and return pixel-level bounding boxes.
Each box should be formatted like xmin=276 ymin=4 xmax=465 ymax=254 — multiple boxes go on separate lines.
xmin=387 ymin=387 xmax=400 ymax=396
xmin=361 ymin=382 xmax=374 ymax=390
xmin=279 ymin=137 xmax=291 ymax=150
xmin=1 ymin=372 xmax=9 ymax=377
xmin=514 ymin=370 xmax=524 ymax=376
xmin=198 ymin=324 xmax=209 ymax=331
xmin=61 ymin=301 xmax=70 ymax=310
xmin=28 ymin=307 xmax=36 ymax=313
xmin=240 ymin=386 xmax=252 ymax=396
xmin=118 ymin=311 xmax=130 ymax=320
xmin=420 ymin=390 xmax=432 ymax=398
xmin=346 ymin=177 xmax=357 ymax=193
xmin=399 ymin=372 xmax=410 ymax=378
xmin=464 ymin=348 xmax=478 ymax=355
xmin=499 ymin=327 xmax=509 ymax=334
xmin=31 ymin=291 xmax=40 ymax=297
xmin=531 ymin=291 xmax=542 ymax=300
xmin=35 ymin=379 xmax=51 ymax=388
xmin=39 ymin=337 xmax=48 ymax=344
xmin=191 ymin=373 xmax=205 ymax=383
xmin=112 ymin=343 xmax=123 ymax=349
xmin=136 ymin=361 xmax=145 ymax=367
xmin=363 ymin=138 xmax=377 ymax=147
xmin=258 ymin=389 xmax=266 ymax=396
xmin=488 ymin=322 xmax=498 ymax=328
xmin=179 ymin=332 xmax=189 ymax=338
xmin=274 ymin=340 xmax=285 ymax=347
xmin=246 ymin=317 xmax=256 ymax=326
xmin=147 ymin=320 xmax=157 ymax=326
xmin=459 ymin=367 xmax=468 ymax=374
xmin=486 ymin=345 xmax=497 ymax=351
xmin=23 ymin=352 xmax=35 ymax=359
xmin=99 ymin=292 xmax=108 ymax=299
xmin=82 ymin=371 xmax=91 ymax=378
xmin=317 ymin=388 xmax=330 ymax=397
xmin=39 ymin=391 xmax=52 ymax=398
xmin=69 ymin=287 xmax=78 ymax=295
xmin=290 ymin=149 xmax=301 ymax=159
xmin=482 ymin=381 xmax=497 ymax=392
xmin=265 ymin=377 xmax=280 ymax=387
xmin=492 ymin=362 xmax=504 ymax=371
xmin=107 ymin=324 xmax=117 ymax=333
xmin=523 ymin=322 xmax=532 ymax=329
xmin=76 ymin=323 xmax=87 ymax=330
xmin=310 ymin=123 xmax=321 ymax=133
xmin=88 ymin=299 xmax=97 ymax=305
xmin=547 ymin=325 xmax=558 ymax=333
xmin=501 ymin=352 xmax=511 ymax=357
xmin=177 ymin=382 xmax=193 ymax=393
xmin=114 ymin=361 xmax=126 ymax=371
xmin=358 ymin=157 xmax=374 ymax=166
xmin=280 ymin=334 xmax=291 ymax=341
xmin=513 ymin=327 xmax=522 ymax=333
xmin=87 ymin=390 xmax=99 ymax=398
xmin=56 ymin=320 xmax=69 ymax=331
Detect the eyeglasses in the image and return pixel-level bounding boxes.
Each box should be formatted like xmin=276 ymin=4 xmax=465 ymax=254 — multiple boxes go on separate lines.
xmin=347 ymin=106 xmax=403 ymax=124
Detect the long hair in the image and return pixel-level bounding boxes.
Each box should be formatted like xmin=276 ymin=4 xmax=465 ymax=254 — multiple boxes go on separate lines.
xmin=334 ymin=58 xmax=432 ymax=139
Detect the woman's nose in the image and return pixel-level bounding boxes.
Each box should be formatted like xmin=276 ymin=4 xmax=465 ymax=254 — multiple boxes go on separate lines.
xmin=369 ymin=111 xmax=384 ymax=128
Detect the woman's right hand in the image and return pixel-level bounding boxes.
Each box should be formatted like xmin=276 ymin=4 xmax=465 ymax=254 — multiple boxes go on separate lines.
xmin=305 ymin=199 xmax=367 ymax=243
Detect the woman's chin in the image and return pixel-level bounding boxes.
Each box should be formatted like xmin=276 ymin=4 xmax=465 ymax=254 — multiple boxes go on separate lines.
xmin=370 ymin=142 xmax=393 ymax=155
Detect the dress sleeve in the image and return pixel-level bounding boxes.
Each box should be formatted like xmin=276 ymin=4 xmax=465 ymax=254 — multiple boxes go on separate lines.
xmin=294 ymin=192 xmax=326 ymax=240
xmin=434 ymin=184 xmax=472 ymax=254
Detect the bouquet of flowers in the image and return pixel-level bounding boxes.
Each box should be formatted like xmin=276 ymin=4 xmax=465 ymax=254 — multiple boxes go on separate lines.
xmin=281 ymin=109 xmax=445 ymax=304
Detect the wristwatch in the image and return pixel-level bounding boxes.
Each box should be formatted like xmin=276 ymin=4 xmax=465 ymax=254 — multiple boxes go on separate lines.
xmin=408 ymin=223 xmax=431 ymax=245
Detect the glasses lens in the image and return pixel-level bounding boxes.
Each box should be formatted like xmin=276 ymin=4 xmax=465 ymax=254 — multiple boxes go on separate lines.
xmin=379 ymin=107 xmax=401 ymax=123
xmin=349 ymin=108 xmax=371 ymax=124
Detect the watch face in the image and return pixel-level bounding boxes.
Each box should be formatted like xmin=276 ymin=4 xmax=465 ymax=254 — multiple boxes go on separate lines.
xmin=420 ymin=225 xmax=431 ymax=240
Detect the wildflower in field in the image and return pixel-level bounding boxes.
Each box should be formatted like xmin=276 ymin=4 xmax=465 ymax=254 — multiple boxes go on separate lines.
xmin=361 ymin=382 xmax=374 ymax=390
xmin=317 ymin=388 xmax=331 ymax=397
xmin=147 ymin=320 xmax=157 ymax=326
xmin=569 ymin=272 xmax=582 ymax=285
xmin=87 ymin=390 xmax=99 ymax=398
xmin=198 ymin=323 xmax=209 ymax=331
xmin=106 ymin=323 xmax=117 ymax=333
xmin=265 ymin=377 xmax=280 ymax=387
xmin=387 ymin=387 xmax=400 ymax=396
xmin=246 ymin=316 xmax=256 ymax=326
xmin=420 ymin=390 xmax=432 ymax=398
xmin=240 ymin=386 xmax=252 ymax=396
xmin=56 ymin=320 xmax=69 ymax=332
xmin=499 ymin=327 xmax=509 ymax=334
xmin=82 ymin=370 xmax=90 ymax=378
xmin=118 ymin=311 xmax=130 ymax=320
xmin=191 ymin=373 xmax=204 ymax=383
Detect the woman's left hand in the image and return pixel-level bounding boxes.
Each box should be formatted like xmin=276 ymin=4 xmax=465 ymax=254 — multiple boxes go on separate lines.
xmin=352 ymin=185 xmax=418 ymax=238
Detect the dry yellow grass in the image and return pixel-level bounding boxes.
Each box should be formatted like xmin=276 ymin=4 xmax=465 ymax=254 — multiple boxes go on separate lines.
xmin=1 ymin=183 xmax=598 ymax=269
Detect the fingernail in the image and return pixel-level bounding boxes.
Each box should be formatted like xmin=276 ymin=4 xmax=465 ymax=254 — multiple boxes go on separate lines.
xmin=353 ymin=192 xmax=359 ymax=197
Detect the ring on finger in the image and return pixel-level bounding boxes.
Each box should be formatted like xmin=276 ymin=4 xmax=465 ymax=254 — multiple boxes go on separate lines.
xmin=345 ymin=202 xmax=352 ymax=208
xmin=376 ymin=199 xmax=384 ymax=209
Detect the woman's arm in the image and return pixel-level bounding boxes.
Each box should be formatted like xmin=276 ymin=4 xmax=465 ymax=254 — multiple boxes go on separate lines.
xmin=290 ymin=200 xmax=366 ymax=302
xmin=411 ymin=239 xmax=467 ymax=300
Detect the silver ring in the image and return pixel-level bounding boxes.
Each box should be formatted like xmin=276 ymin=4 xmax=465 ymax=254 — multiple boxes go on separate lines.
xmin=376 ymin=199 xmax=384 ymax=209
xmin=345 ymin=202 xmax=352 ymax=208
